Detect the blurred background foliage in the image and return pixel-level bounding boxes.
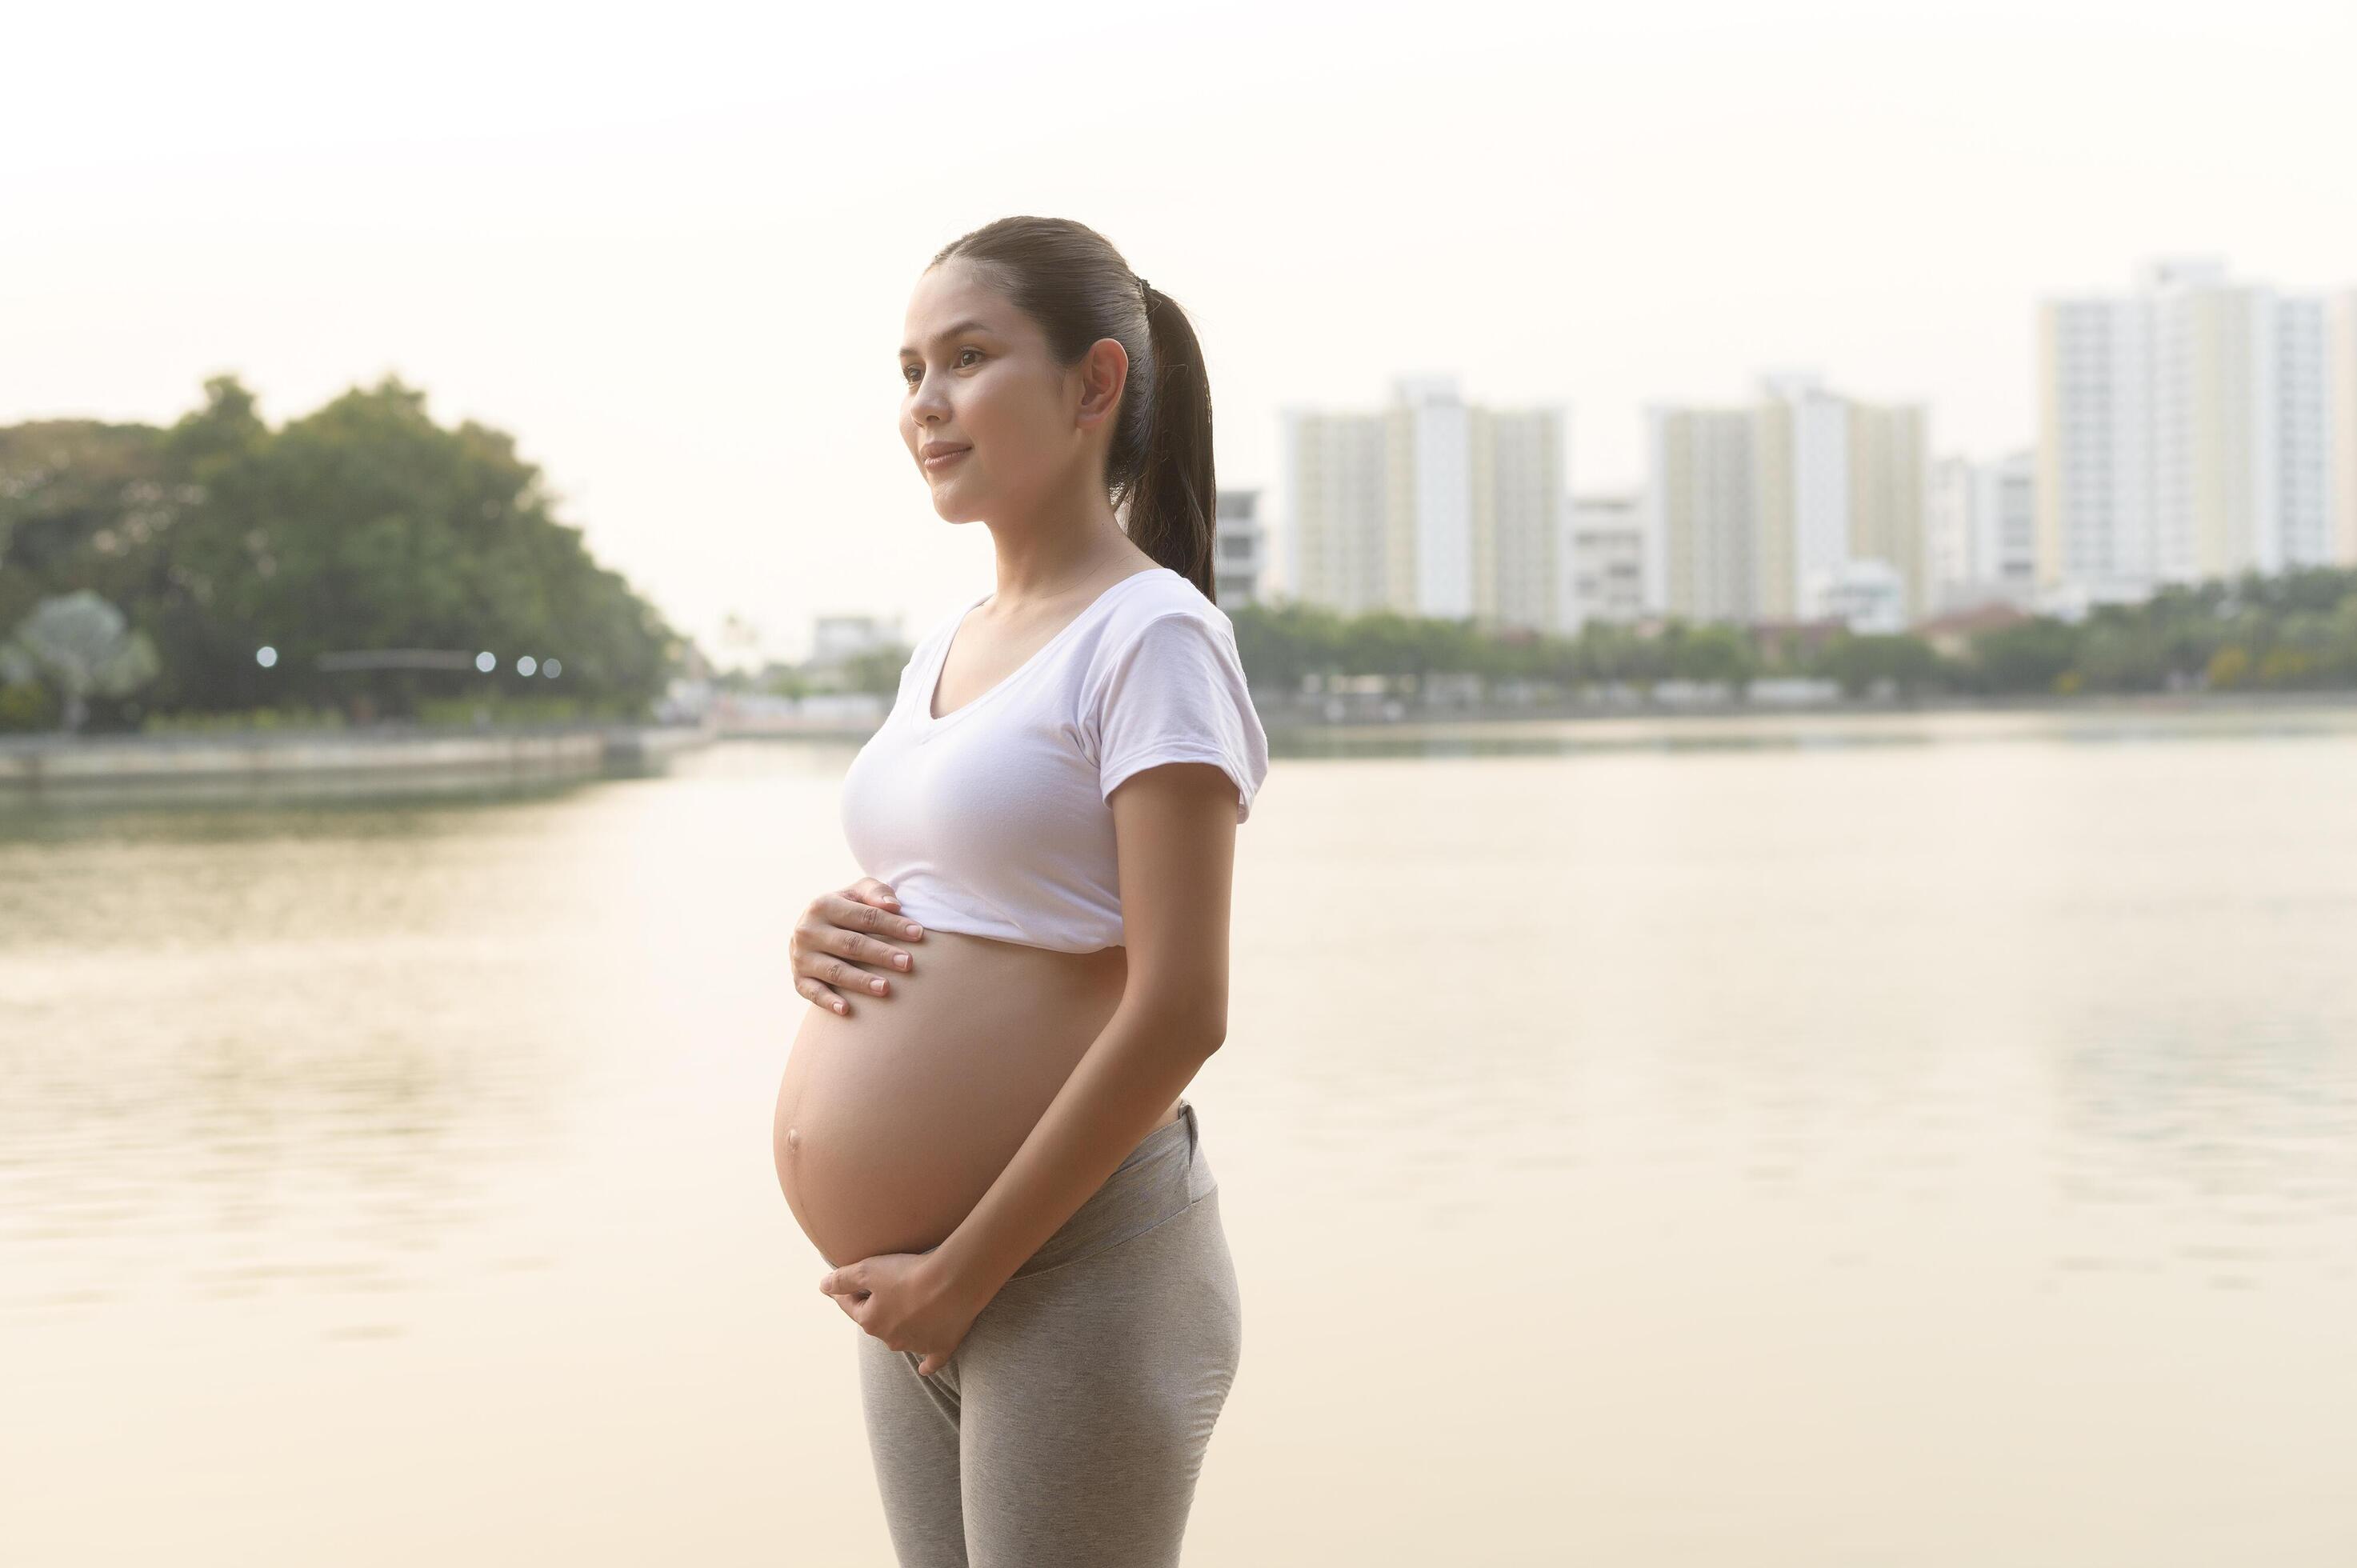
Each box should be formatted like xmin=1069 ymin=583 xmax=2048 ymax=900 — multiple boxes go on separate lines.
xmin=0 ymin=375 xmax=682 ymax=732
xmin=1225 ymin=567 xmax=2357 ymax=702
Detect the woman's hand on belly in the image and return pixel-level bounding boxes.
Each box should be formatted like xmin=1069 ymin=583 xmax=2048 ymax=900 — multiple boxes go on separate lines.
xmin=790 ymin=877 xmax=925 ymax=1017
xmin=818 ymin=1250 xmax=991 ymax=1378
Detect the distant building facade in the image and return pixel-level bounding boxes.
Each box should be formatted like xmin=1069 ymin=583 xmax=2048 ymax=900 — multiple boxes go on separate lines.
xmin=810 ymin=613 xmax=904 ymax=666
xmin=2334 ymin=290 xmax=2357 ymax=566
xmin=1212 ymin=487 xmax=1269 ymax=608
xmin=1644 ymin=404 xmax=1757 ymax=624
xmin=1643 ymin=372 xmax=1928 ymax=630
xmin=1562 ymin=494 xmax=1647 ymax=632
xmin=1812 ymin=558 xmax=1907 ymax=634
xmin=1928 ymin=451 xmax=2039 ymax=612
xmin=1281 ymin=377 xmax=1566 ymax=633
xmin=2035 ymin=256 xmax=2335 ymax=605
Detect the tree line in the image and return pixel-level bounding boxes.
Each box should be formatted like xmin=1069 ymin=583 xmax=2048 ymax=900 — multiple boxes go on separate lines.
xmin=1220 ymin=568 xmax=2357 ymax=702
xmin=757 ymin=565 xmax=2357 ymax=711
xmin=1 ymin=376 xmax=682 ymax=732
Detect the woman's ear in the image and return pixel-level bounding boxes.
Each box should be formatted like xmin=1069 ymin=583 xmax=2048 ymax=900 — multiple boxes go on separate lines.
xmin=1073 ymin=337 xmax=1130 ymax=430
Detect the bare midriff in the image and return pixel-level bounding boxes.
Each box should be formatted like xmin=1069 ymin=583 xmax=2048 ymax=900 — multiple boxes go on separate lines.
xmin=771 ymin=928 xmax=1183 ymax=1269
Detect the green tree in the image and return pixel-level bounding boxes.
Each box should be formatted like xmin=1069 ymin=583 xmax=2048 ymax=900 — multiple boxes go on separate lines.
xmin=1811 ymin=631 xmax=1938 ymax=698
xmin=1964 ymin=617 xmax=2082 ymax=694
xmin=2206 ymin=645 xmax=2251 ymax=689
xmin=1670 ymin=622 xmax=1759 ymax=694
xmin=0 ymin=374 xmax=682 ymax=725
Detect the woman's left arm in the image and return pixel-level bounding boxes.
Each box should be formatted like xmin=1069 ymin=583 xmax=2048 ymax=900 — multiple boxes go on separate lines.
xmin=817 ymin=758 xmax=1238 ymax=1374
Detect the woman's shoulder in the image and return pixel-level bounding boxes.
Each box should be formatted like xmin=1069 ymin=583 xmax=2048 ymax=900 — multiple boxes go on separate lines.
xmin=1096 ymin=566 xmax=1236 ymax=644
xmin=1069 ymin=567 xmax=1243 ymax=709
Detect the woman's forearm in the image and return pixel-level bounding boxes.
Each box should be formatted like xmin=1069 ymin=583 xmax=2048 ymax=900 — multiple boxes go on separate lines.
xmin=930 ymin=994 xmax=1223 ymax=1301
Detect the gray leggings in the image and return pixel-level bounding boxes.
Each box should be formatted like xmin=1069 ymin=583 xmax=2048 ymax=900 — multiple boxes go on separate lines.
xmin=855 ymin=1099 xmax=1243 ymax=1567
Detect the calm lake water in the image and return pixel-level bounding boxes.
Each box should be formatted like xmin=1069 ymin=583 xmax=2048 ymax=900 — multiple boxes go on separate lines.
xmin=5 ymin=709 xmax=2355 ymax=1566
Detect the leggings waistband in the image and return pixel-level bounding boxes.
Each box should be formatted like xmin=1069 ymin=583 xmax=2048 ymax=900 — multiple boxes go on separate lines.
xmin=1005 ymin=1099 xmax=1217 ymax=1282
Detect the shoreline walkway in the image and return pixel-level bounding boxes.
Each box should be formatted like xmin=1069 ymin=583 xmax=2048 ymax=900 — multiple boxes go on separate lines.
xmin=0 ymin=722 xmax=715 ymax=792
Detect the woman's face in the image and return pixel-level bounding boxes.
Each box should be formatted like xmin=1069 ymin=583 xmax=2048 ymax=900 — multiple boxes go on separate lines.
xmin=898 ymin=258 xmax=1122 ymax=523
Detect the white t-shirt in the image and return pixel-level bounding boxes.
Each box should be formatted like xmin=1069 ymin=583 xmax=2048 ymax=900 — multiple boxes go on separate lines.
xmin=839 ymin=566 xmax=1271 ymax=954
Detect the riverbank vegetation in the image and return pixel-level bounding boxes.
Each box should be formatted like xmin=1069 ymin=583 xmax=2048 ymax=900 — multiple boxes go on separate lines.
xmin=2 ymin=377 xmax=682 ymax=733
xmin=1225 ymin=566 xmax=2357 ymax=704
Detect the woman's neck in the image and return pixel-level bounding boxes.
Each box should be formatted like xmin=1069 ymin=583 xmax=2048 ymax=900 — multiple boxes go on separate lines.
xmin=981 ymin=494 xmax=1151 ymax=607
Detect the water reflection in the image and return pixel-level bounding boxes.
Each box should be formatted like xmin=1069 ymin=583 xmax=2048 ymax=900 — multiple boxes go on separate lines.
xmin=0 ymin=779 xmax=619 ymax=1330
xmin=1269 ymin=702 xmax=2357 ymax=760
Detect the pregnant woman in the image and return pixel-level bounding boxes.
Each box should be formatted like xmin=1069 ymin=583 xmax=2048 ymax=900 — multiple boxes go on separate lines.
xmin=770 ymin=215 xmax=1270 ymax=1568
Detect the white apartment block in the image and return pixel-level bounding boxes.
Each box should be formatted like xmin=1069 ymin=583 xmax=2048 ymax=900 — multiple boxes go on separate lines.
xmin=1845 ymin=401 xmax=1931 ymax=619
xmin=1561 ymin=495 xmax=1647 ymax=632
xmin=1281 ymin=406 xmax=1397 ymax=617
xmin=2036 ymin=257 xmax=2335 ymax=601
xmin=1928 ymin=451 xmax=2039 ymax=613
xmin=1643 ymin=373 xmax=1929 ymax=629
xmin=2335 ymin=291 xmax=2357 ymax=566
xmin=810 ymin=613 xmax=905 ymax=666
xmin=1813 ymin=559 xmax=1907 ymax=635
xmin=1475 ymin=405 xmax=1564 ymax=634
xmin=1644 ymin=406 xmax=1758 ymax=622
xmin=1212 ymin=488 xmax=1269 ymax=608
xmin=1282 ymin=377 xmax=1566 ymax=633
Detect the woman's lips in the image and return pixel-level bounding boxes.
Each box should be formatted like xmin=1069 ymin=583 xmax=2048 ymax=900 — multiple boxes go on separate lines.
xmin=922 ymin=446 xmax=970 ymax=471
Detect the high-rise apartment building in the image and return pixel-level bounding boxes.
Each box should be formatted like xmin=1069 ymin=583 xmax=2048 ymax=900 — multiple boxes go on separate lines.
xmin=2334 ymin=291 xmax=2357 ymax=566
xmin=1928 ymin=452 xmax=2039 ymax=612
xmin=1643 ymin=373 xmax=1929 ymax=628
xmin=2036 ymin=258 xmax=2335 ymax=603
xmin=1281 ymin=378 xmax=1566 ymax=632
xmin=1845 ymin=402 xmax=1930 ymax=619
xmin=1281 ymin=402 xmax=1395 ymax=617
xmin=1645 ymin=406 xmax=1759 ymax=623
xmin=1211 ymin=488 xmax=1269 ymax=608
xmin=1560 ymin=496 xmax=1647 ymax=633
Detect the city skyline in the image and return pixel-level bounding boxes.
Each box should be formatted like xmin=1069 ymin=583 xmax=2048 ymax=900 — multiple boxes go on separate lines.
xmin=1260 ymin=258 xmax=2357 ymax=649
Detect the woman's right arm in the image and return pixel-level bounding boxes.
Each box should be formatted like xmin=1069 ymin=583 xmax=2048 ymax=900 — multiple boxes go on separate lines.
xmin=790 ymin=878 xmax=925 ymax=1015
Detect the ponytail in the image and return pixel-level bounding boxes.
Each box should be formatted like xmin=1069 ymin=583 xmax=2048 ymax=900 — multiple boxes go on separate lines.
xmin=1128 ymin=286 xmax=1218 ymax=602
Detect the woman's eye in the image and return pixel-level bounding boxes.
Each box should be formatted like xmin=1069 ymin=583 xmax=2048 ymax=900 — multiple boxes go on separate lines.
xmin=957 ymin=348 xmax=981 ymax=367
xmin=901 ymin=364 xmax=920 ymax=386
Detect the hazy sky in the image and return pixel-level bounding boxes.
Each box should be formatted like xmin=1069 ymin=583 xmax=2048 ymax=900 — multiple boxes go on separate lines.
xmin=7 ymin=0 xmax=2354 ymax=664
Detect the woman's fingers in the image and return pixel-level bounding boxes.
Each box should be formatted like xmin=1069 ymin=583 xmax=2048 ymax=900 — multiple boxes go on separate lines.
xmin=790 ymin=889 xmax=926 ymax=1015
xmin=822 ymin=950 xmax=893 ymax=998
xmin=834 ymin=886 xmax=926 ymax=949
xmin=849 ymin=878 xmax=902 ymax=911
xmin=812 ymin=894 xmax=923 ymax=978
xmin=795 ymin=974 xmax=851 ymax=1016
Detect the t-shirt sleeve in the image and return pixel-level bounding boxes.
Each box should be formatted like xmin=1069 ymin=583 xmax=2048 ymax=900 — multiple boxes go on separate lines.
xmin=1093 ymin=610 xmax=1271 ymax=823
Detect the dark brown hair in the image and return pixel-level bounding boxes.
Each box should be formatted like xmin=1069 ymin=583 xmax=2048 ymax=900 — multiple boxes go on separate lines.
xmin=930 ymin=216 xmax=1219 ymax=602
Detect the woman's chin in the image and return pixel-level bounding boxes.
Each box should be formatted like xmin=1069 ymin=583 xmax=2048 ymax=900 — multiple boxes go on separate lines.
xmin=927 ymin=486 xmax=990 ymax=523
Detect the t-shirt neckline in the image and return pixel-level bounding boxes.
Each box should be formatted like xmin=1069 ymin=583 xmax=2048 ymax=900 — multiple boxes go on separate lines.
xmin=918 ymin=566 xmax=1174 ymax=738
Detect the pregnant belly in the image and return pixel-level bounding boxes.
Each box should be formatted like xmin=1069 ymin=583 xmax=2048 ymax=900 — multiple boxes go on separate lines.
xmin=771 ymin=929 xmax=1170 ymax=1269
